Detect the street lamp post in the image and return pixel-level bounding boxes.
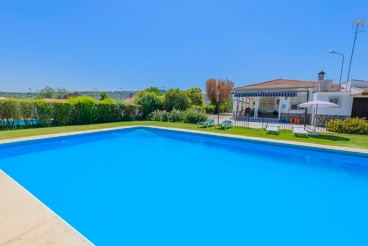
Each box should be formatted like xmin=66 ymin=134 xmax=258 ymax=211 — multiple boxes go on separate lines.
xmin=329 ymin=50 xmax=344 ymax=84
xmin=346 ymin=18 xmax=366 ymax=82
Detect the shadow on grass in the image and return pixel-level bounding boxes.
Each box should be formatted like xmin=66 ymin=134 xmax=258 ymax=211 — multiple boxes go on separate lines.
xmin=310 ymin=134 xmax=350 ymax=142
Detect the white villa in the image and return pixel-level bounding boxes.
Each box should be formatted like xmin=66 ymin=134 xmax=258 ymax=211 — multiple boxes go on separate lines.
xmin=232 ymin=72 xmax=368 ymax=125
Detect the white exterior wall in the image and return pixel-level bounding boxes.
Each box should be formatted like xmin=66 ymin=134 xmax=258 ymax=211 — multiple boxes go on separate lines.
xmin=342 ymin=80 xmax=368 ymax=91
xmin=313 ymin=92 xmax=353 ymax=116
xmin=232 ymin=97 xmax=238 ymax=113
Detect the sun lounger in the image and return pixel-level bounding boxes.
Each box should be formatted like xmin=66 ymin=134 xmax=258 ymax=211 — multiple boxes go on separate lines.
xmin=197 ymin=119 xmax=215 ymax=128
xmin=292 ymin=126 xmax=309 ymax=137
xmin=265 ymin=124 xmax=280 ymax=134
xmin=215 ymin=120 xmax=233 ymax=130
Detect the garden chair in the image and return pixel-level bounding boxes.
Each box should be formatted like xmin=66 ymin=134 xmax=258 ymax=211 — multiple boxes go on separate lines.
xmin=197 ymin=119 xmax=215 ymax=128
xmin=292 ymin=126 xmax=309 ymax=137
xmin=215 ymin=120 xmax=233 ymax=130
xmin=265 ymin=124 xmax=280 ymax=134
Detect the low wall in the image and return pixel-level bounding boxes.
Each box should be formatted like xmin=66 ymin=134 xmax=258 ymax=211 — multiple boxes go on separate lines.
xmin=280 ymin=113 xmax=312 ymax=125
xmin=315 ymin=115 xmax=349 ymax=127
xmin=280 ymin=113 xmax=349 ymax=127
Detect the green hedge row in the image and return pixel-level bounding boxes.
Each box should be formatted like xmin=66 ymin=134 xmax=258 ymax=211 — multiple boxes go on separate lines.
xmin=325 ymin=117 xmax=368 ymax=135
xmin=0 ymin=97 xmax=140 ymax=129
xmin=150 ymin=107 xmax=208 ymax=123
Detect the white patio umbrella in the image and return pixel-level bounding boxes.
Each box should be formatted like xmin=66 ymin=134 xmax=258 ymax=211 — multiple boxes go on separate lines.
xmin=298 ymin=100 xmax=339 ymax=136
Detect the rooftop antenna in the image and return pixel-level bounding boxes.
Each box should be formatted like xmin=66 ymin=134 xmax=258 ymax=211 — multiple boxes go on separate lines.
xmin=346 ymin=17 xmax=366 ymax=82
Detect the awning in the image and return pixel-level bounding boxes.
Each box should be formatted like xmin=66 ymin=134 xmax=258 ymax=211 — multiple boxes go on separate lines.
xmin=234 ymin=92 xmax=297 ymax=98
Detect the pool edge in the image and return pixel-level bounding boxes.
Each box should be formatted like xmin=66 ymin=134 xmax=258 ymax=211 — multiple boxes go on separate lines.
xmin=0 ymin=125 xmax=367 ymax=156
xmin=0 ymin=169 xmax=94 ymax=246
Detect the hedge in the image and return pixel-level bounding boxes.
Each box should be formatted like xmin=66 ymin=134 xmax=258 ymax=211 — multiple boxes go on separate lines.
xmin=325 ymin=117 xmax=368 ymax=135
xmin=0 ymin=98 xmax=140 ymax=129
xmin=151 ymin=107 xmax=207 ymax=123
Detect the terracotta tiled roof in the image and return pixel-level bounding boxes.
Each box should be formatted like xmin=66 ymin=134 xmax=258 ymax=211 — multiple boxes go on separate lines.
xmin=43 ymin=98 xmax=68 ymax=102
xmin=352 ymin=86 xmax=368 ymax=92
xmin=234 ymin=78 xmax=319 ymax=90
xmin=123 ymin=96 xmax=135 ymax=103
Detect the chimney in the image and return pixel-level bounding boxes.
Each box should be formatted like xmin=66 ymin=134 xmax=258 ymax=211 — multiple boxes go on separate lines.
xmin=318 ymin=71 xmax=325 ymax=81
xmin=129 ymin=92 xmax=133 ymax=98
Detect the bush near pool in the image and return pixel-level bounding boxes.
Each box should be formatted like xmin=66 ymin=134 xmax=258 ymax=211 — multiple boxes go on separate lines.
xmin=325 ymin=117 xmax=368 ymax=135
xmin=0 ymin=98 xmax=140 ymax=129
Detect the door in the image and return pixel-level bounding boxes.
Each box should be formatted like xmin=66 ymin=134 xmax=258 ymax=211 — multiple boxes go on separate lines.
xmin=351 ymin=98 xmax=368 ymax=118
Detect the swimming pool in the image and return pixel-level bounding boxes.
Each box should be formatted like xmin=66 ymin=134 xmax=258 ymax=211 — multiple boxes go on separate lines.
xmin=1 ymin=127 xmax=368 ymax=245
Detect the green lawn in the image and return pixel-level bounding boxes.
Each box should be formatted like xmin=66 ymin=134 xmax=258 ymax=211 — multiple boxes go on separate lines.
xmin=0 ymin=121 xmax=367 ymax=150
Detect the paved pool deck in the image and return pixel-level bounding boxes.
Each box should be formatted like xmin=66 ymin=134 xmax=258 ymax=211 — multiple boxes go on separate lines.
xmin=0 ymin=125 xmax=367 ymax=245
xmin=0 ymin=170 xmax=94 ymax=246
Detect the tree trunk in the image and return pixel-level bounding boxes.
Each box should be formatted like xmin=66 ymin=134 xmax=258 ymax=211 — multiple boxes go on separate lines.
xmin=217 ymin=101 xmax=220 ymax=124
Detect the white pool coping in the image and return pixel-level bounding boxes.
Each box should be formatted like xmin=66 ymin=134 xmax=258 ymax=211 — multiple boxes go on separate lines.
xmin=0 ymin=170 xmax=94 ymax=246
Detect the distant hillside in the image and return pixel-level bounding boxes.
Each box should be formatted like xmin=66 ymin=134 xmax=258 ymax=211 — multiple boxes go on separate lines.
xmin=0 ymin=91 xmax=138 ymax=101
xmin=0 ymin=90 xmax=211 ymax=104
xmin=0 ymin=92 xmax=36 ymax=99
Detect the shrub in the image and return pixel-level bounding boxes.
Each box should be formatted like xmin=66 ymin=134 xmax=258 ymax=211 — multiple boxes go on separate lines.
xmin=191 ymin=106 xmax=206 ymax=113
xmin=52 ymin=102 xmax=73 ymax=126
xmin=151 ymin=110 xmax=168 ymax=121
xmin=134 ymin=91 xmax=163 ymax=117
xmin=167 ymin=109 xmax=184 ymax=122
xmin=121 ymin=103 xmax=139 ymax=121
xmin=163 ymin=89 xmax=190 ymax=111
xmin=34 ymin=100 xmax=53 ymax=127
xmin=69 ymin=96 xmax=97 ymax=124
xmin=204 ymin=104 xmax=216 ymax=114
xmin=183 ymin=108 xmax=208 ymax=123
xmin=0 ymin=99 xmax=21 ymax=128
xmin=0 ymin=97 xmax=141 ymax=129
xmin=95 ymin=100 xmax=115 ymax=123
xmin=325 ymin=117 xmax=368 ymax=135
xmin=19 ymin=100 xmax=35 ymax=127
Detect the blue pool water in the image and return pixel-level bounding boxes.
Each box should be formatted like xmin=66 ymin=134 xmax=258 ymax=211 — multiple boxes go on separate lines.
xmin=1 ymin=128 xmax=368 ymax=245
xmin=0 ymin=120 xmax=37 ymax=126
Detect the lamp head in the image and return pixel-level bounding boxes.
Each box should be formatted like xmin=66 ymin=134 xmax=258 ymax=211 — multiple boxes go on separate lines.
xmin=329 ymin=50 xmax=336 ymax=54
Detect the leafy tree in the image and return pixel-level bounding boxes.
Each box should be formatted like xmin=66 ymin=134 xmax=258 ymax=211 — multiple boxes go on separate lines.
xmin=58 ymin=91 xmax=82 ymax=99
xmin=36 ymin=86 xmax=70 ymax=99
xmin=134 ymin=91 xmax=163 ymax=117
xmin=220 ymin=98 xmax=233 ymax=113
xmin=145 ymin=87 xmax=163 ymax=96
xmin=56 ymin=88 xmax=70 ymax=99
xmin=99 ymin=92 xmax=109 ymax=101
xmin=185 ymin=87 xmax=204 ymax=106
xmin=36 ymin=86 xmax=57 ymax=99
xmin=163 ymin=89 xmax=190 ymax=111
xmin=205 ymin=78 xmax=234 ymax=122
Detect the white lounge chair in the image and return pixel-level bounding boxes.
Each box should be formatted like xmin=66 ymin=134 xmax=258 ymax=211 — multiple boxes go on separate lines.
xmin=265 ymin=124 xmax=280 ymax=134
xmin=292 ymin=126 xmax=309 ymax=137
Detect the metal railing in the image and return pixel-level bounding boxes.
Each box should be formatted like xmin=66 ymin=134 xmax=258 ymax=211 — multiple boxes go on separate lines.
xmin=208 ymin=113 xmax=333 ymax=133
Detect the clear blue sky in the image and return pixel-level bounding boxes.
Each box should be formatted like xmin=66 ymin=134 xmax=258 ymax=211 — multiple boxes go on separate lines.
xmin=0 ymin=0 xmax=367 ymax=92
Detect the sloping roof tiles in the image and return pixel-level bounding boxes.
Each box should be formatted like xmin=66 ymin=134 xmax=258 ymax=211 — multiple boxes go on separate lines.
xmin=352 ymin=86 xmax=368 ymax=92
xmin=234 ymin=78 xmax=319 ymax=90
xmin=123 ymin=96 xmax=135 ymax=103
